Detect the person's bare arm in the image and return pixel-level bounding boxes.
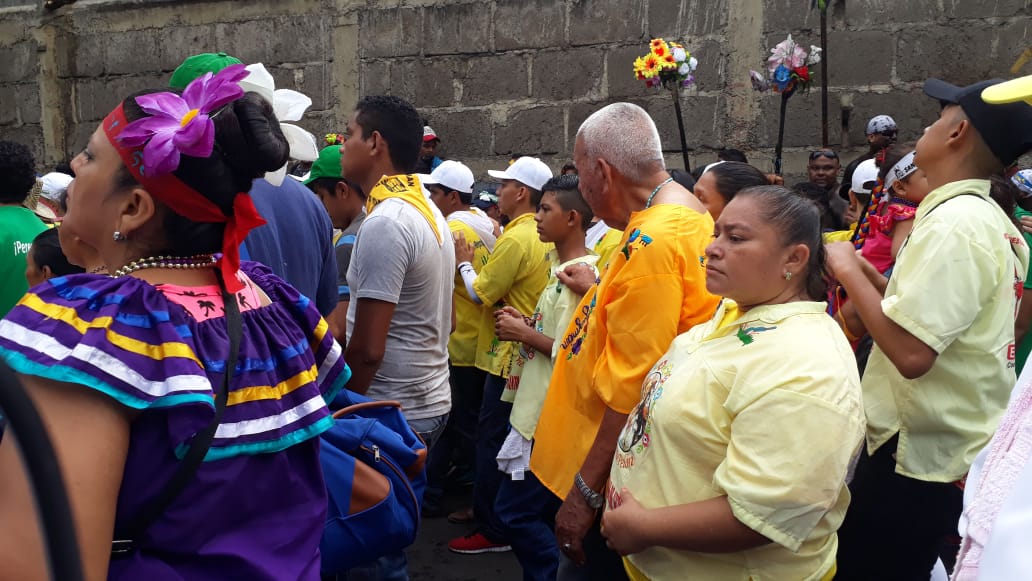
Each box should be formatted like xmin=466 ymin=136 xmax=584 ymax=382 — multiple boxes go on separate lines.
xmin=0 ymin=376 xmax=130 ymax=581
xmin=555 ymin=407 xmax=627 ymax=565
xmin=827 ymin=242 xmax=937 ymax=378
xmin=602 ymin=492 xmax=770 ymax=555
xmin=326 ymin=300 xmax=349 ymax=346
xmin=343 ymin=298 xmax=396 ymax=394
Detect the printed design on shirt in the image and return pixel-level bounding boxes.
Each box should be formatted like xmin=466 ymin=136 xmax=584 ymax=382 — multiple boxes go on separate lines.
xmin=560 ymin=291 xmax=596 ymax=359
xmin=620 ymin=228 xmax=653 ymax=261
xmin=504 ymin=311 xmax=544 ymax=394
xmin=736 ymin=325 xmax=777 ymax=346
xmin=616 ymin=360 xmax=673 ymax=456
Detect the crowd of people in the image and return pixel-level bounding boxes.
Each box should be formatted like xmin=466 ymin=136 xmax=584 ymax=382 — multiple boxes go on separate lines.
xmin=2 ymin=48 xmax=1032 ymax=581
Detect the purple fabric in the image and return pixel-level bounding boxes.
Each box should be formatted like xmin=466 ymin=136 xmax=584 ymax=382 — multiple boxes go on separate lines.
xmin=0 ymin=262 xmax=348 ymax=579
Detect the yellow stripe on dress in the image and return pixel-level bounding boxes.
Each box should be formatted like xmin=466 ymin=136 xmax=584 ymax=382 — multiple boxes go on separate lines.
xmin=227 ymin=364 xmax=319 ymax=406
xmin=20 ymin=293 xmax=202 ymax=365
xmin=312 ymin=316 xmax=330 ymax=344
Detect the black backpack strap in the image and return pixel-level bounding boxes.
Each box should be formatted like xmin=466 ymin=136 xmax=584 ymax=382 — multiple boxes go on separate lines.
xmin=112 ymin=270 xmax=242 ymax=556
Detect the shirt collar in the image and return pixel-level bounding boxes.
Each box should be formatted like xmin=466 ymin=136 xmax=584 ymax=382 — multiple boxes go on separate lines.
xmin=916 ymin=179 xmax=990 ymax=221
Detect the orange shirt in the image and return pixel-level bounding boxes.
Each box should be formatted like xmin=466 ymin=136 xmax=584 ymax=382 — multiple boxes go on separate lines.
xmin=530 ymin=203 xmax=720 ymax=498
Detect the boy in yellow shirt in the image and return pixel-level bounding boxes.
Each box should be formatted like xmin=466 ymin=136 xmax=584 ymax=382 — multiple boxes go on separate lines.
xmin=449 ymin=156 xmax=553 ymax=554
xmin=827 ymin=78 xmax=1032 ymax=579
xmin=490 ymin=175 xmax=599 ymax=580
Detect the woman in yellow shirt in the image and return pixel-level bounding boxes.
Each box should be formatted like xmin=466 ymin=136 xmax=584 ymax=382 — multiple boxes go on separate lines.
xmin=601 ymin=186 xmax=865 ymax=581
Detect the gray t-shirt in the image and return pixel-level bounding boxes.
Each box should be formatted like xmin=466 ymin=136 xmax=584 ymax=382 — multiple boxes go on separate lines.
xmin=346 ymin=197 xmax=455 ymax=420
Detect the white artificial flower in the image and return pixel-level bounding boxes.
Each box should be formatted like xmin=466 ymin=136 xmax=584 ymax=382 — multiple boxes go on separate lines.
xmin=679 ymin=63 xmax=692 ymax=76
xmin=807 ymin=45 xmax=823 ymax=65
xmin=672 ymin=47 xmax=687 ymax=63
xmin=240 ymin=63 xmax=319 ymax=185
xmin=688 ymin=56 xmax=698 ymax=71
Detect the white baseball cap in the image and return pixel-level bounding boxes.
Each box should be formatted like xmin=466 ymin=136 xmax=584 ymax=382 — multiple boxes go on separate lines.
xmin=423 ymin=126 xmax=439 ymax=142
xmin=851 ymin=158 xmax=879 ymax=195
xmin=866 ymin=114 xmax=897 ymax=135
xmin=422 ymin=160 xmax=475 ymax=194
xmin=487 ymin=157 xmax=553 ymax=191
xmin=39 ymin=172 xmax=73 ymax=201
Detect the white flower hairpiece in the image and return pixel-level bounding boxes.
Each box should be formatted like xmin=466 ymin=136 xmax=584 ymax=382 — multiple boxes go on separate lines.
xmin=239 ymin=63 xmax=320 ymax=185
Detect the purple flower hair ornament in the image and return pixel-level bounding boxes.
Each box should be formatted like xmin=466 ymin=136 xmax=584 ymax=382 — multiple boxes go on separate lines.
xmin=118 ymin=63 xmax=249 ymax=176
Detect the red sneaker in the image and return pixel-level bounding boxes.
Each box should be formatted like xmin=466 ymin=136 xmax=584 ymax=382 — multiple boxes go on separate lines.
xmin=447 ymin=532 xmax=512 ymax=554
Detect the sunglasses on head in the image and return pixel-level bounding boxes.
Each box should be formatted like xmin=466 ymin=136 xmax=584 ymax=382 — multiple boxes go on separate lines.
xmin=809 ymin=150 xmax=839 ymax=161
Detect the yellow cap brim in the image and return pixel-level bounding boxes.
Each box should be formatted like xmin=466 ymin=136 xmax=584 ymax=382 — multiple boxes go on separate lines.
xmin=982 ymin=75 xmax=1032 ymax=106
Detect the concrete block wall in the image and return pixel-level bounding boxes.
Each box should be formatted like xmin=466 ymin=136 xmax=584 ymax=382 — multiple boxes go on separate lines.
xmin=1 ymin=0 xmax=1030 ymax=183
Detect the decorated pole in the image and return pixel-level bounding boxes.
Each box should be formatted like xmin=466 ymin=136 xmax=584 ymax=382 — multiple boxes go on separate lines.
xmin=750 ymin=35 xmax=821 ymax=176
xmin=670 ymin=84 xmax=692 ymax=173
xmin=820 ymin=8 xmax=829 ymax=146
xmin=633 ymin=38 xmax=699 ymax=172
xmin=774 ymin=92 xmax=790 ymax=176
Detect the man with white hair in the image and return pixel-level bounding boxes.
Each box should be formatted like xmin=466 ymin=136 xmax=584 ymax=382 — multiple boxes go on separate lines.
xmin=523 ymin=103 xmax=720 ymax=579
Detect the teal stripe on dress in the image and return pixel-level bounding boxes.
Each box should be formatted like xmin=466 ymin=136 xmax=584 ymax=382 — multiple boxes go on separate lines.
xmin=0 ymin=347 xmax=215 ymax=411
xmin=176 ymin=415 xmax=336 ymax=462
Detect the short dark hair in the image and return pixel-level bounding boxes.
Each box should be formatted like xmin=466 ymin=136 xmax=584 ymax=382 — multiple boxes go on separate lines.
xmin=30 ymin=228 xmax=85 ymax=278
xmin=989 ymin=174 xmax=1020 ymax=229
xmin=355 ymin=95 xmax=423 ymax=173
xmin=736 ymin=185 xmax=828 ymax=301
xmin=542 ymin=174 xmax=593 ymax=230
xmin=707 ymin=162 xmax=770 ymax=205
xmin=560 ymin=162 xmax=578 ymax=175
xmin=717 ymin=148 xmax=748 ymax=163
xmin=307 ymin=177 xmax=366 ymax=200
xmin=0 ymin=140 xmax=37 ymax=204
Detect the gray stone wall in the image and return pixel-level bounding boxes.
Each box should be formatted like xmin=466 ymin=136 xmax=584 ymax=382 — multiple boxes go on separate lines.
xmin=1 ymin=0 xmax=1030 ymax=182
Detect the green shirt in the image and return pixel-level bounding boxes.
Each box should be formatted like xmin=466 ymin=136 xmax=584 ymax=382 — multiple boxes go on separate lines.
xmin=0 ymin=205 xmax=46 ymax=318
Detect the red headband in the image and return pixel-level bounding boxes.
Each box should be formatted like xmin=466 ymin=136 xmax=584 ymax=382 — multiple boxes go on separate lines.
xmin=103 ymin=103 xmax=265 ymax=292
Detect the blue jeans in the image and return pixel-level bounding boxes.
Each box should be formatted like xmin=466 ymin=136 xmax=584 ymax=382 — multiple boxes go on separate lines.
xmin=496 ymin=470 xmax=563 ymax=581
xmin=472 ymin=373 xmax=512 ymax=542
xmin=408 ymin=412 xmax=449 ymax=452
xmin=343 ymin=412 xmax=449 ymax=581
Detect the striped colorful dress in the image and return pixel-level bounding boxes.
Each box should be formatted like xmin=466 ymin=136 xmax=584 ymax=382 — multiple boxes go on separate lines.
xmin=0 ymin=262 xmax=350 ymax=580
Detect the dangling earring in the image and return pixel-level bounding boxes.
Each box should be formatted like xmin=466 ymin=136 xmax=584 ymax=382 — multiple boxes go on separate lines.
xmin=113 ymin=231 xmax=127 ymax=242
xmin=784 ymin=271 xmax=793 ymax=281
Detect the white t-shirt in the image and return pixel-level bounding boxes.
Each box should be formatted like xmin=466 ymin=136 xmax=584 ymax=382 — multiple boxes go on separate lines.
xmin=346 ymin=197 xmax=455 ymax=420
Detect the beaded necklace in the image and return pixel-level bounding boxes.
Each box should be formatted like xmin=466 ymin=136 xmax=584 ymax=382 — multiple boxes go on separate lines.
xmin=113 ymin=254 xmax=218 ymax=278
xmin=646 ymin=177 xmax=674 ymax=209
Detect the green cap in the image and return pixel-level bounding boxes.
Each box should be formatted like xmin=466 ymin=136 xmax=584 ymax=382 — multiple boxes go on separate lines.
xmin=169 ymin=52 xmax=243 ymax=89
xmin=304 ymin=145 xmax=344 ymax=185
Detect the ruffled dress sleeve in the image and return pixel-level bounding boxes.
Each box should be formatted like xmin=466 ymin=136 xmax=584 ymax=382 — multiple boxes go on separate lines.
xmin=0 ymin=263 xmax=350 ymax=461
xmin=0 ymin=273 xmax=218 ymax=411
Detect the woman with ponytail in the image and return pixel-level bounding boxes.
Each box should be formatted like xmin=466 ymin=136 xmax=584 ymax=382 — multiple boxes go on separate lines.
xmin=0 ymin=66 xmax=350 ymax=579
xmin=601 ymin=186 xmax=864 ymax=581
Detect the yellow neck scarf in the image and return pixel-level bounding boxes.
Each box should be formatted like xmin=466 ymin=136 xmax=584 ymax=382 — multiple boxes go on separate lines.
xmin=365 ymin=174 xmax=443 ymax=245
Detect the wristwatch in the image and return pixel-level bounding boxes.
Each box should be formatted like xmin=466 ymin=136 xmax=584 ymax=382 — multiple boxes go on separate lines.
xmin=574 ymin=472 xmax=605 ymax=510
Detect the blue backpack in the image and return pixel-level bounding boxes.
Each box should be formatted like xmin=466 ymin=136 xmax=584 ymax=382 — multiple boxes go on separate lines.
xmin=319 ymin=390 xmax=427 ymax=574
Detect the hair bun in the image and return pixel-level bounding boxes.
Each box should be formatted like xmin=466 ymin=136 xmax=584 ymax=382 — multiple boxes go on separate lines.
xmin=223 ymin=92 xmax=289 ymax=182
